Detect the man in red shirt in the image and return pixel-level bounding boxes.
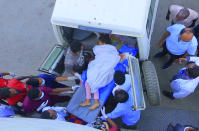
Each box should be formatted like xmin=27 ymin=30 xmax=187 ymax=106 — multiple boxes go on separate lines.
xmin=0 ymin=76 xmax=32 ymax=106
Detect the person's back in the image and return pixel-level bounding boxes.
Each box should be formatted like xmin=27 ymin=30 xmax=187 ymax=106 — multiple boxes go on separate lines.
xmin=64 ymin=41 xmax=84 ymax=74
xmin=167 ymin=4 xmax=199 ymax=27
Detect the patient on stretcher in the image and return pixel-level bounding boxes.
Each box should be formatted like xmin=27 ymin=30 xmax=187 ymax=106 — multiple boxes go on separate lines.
xmin=79 ymin=34 xmax=121 ymax=110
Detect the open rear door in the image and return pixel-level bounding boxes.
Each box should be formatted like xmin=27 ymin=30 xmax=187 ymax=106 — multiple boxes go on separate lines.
xmin=39 ymin=45 xmax=65 ymax=76
xmin=128 ymin=56 xmax=146 ymax=110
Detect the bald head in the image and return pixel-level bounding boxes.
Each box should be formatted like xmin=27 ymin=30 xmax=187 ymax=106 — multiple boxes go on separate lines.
xmin=176 ymin=8 xmax=190 ymax=21
xmin=180 ymin=28 xmax=194 ymax=42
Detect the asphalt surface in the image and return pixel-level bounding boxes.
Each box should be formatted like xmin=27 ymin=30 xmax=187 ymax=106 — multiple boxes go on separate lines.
xmin=0 ymin=0 xmax=56 ymax=75
xmin=0 ymin=0 xmax=199 ymax=130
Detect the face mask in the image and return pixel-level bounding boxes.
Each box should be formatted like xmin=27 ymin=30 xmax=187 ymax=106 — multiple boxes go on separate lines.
xmin=112 ymin=85 xmax=121 ymax=96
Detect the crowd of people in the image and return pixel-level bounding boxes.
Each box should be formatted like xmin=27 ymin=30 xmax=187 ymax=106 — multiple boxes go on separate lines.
xmin=1 ymin=3 xmax=199 ymax=131
xmin=154 ymin=4 xmax=199 ymax=130
xmin=154 ymin=4 xmax=199 ymax=102
xmin=0 ymin=34 xmax=141 ymax=131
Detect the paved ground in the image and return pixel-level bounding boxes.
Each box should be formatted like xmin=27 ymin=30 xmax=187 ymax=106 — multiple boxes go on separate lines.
xmin=0 ymin=0 xmax=199 ymax=130
xmin=0 ymin=0 xmax=56 ymax=75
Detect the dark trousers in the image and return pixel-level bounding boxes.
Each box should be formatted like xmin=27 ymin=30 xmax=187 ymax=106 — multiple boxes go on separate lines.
xmin=167 ymin=124 xmax=198 ymax=131
xmin=162 ymin=42 xmax=184 ymax=65
xmin=193 ymin=24 xmax=199 ymax=38
xmin=193 ymin=24 xmax=199 ymax=56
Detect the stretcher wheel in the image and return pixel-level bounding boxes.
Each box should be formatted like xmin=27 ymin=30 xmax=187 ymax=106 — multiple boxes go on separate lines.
xmin=141 ymin=61 xmax=161 ymax=106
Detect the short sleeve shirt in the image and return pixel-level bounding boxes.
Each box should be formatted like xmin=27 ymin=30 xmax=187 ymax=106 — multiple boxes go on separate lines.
xmin=22 ymin=87 xmax=53 ymax=113
xmin=22 ymin=87 xmax=68 ymax=114
xmin=0 ymin=78 xmax=9 ymax=88
xmin=38 ymin=74 xmax=56 ymax=88
xmin=169 ymin=4 xmax=199 ymax=27
xmin=64 ymin=48 xmax=84 ymax=74
xmin=166 ymin=24 xmax=198 ymax=55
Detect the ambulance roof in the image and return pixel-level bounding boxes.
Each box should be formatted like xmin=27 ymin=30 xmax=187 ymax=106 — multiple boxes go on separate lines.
xmin=51 ymin=0 xmax=151 ymax=37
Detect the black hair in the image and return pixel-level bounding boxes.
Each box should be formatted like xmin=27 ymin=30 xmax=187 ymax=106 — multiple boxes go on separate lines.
xmin=75 ymin=79 xmax=80 ymax=85
xmin=186 ymin=61 xmax=196 ymax=67
xmin=41 ymin=111 xmax=52 ymax=119
xmin=114 ymin=71 xmax=125 ymax=85
xmin=70 ymin=41 xmax=82 ymax=53
xmin=187 ymin=66 xmax=199 ymax=79
xmin=180 ymin=28 xmax=194 ymax=35
xmin=0 ymin=88 xmax=11 ymax=99
xmin=27 ymin=88 xmax=40 ymax=100
xmin=99 ymin=34 xmax=111 ymax=44
xmin=178 ymin=8 xmax=190 ymax=18
xmin=114 ymin=89 xmax=129 ymax=103
xmin=26 ymin=78 xmax=40 ymax=87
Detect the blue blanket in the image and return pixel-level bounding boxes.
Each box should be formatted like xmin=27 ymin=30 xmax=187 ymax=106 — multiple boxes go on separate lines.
xmin=66 ymin=63 xmax=126 ymax=123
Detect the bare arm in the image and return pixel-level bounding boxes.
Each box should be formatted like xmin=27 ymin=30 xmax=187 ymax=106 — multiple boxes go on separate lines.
xmin=158 ymin=31 xmax=170 ymax=47
xmin=55 ymin=76 xmax=77 ymax=82
xmin=55 ymin=76 xmax=68 ymax=82
xmin=50 ymin=87 xmax=72 ymax=95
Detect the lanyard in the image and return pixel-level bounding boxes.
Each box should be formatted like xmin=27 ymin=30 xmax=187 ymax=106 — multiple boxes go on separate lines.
xmin=179 ymin=69 xmax=193 ymax=80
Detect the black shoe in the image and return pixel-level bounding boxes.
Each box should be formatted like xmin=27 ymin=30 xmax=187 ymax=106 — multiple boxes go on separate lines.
xmin=154 ymin=52 xmax=166 ymax=58
xmin=162 ymin=90 xmax=174 ymax=100
xmin=162 ymin=61 xmax=172 ymax=69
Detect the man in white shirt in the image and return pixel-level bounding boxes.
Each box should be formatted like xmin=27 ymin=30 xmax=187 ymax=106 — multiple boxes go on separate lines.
xmin=163 ymin=56 xmax=199 ymax=99
xmin=154 ymin=24 xmax=198 ymax=69
xmin=41 ymin=106 xmax=68 ymax=121
xmin=166 ymin=4 xmax=199 ymax=27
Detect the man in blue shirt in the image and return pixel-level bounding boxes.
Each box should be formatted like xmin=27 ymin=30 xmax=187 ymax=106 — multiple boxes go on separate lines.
xmin=25 ymin=74 xmax=76 ymax=88
xmin=101 ymin=71 xmax=141 ymax=128
xmin=154 ymin=24 xmax=198 ymax=69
